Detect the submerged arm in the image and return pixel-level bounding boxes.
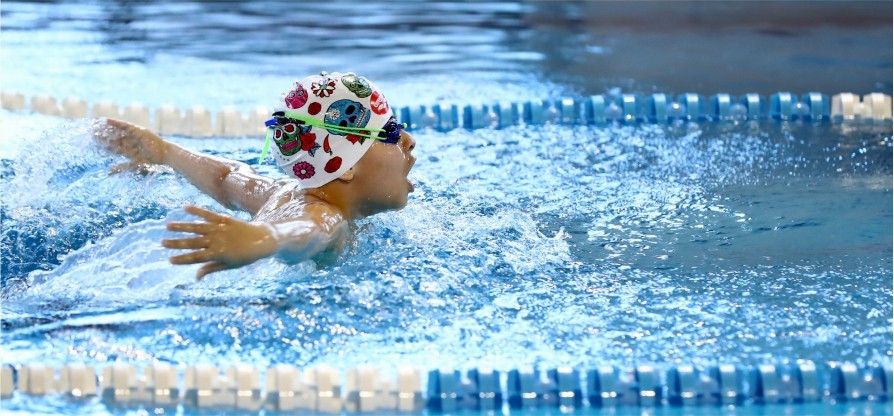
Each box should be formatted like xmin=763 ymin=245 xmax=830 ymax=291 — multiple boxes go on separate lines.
xmin=96 ymin=118 xmax=275 ymax=215
xmin=162 ymin=204 xmax=347 ymax=279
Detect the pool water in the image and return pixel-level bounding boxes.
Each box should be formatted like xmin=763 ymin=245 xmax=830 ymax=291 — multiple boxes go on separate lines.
xmin=3 ymin=111 xmax=892 ymax=370
xmin=1 ymin=0 xmax=892 ymax=414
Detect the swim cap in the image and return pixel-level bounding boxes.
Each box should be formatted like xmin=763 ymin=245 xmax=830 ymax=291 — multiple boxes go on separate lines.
xmin=265 ymin=71 xmax=394 ymax=188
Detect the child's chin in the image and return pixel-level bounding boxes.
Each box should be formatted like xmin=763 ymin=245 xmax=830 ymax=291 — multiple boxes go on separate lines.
xmin=389 ymin=196 xmax=408 ymax=211
xmin=370 ymin=196 xmax=408 ymax=215
xmin=391 ymin=195 xmax=409 ymax=211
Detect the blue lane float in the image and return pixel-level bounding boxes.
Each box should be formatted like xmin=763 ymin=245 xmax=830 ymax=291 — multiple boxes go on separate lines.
xmin=461 ymin=104 xmax=488 ymax=130
xmin=467 ymin=368 xmax=501 ymax=411
xmin=554 ymin=98 xmax=574 ymax=124
xmin=616 ymin=94 xmax=638 ymax=123
xmin=635 ymin=366 xmax=662 ymax=406
xmin=740 ymin=93 xmax=765 ymax=119
xmin=506 ymin=368 xmax=539 ymax=409
xmin=678 ymin=93 xmax=706 ymax=120
xmin=645 ymin=93 xmax=670 ymax=122
xmin=521 ymin=99 xmax=546 ymax=125
xmin=802 ymin=92 xmax=831 ymax=120
xmin=582 ymin=95 xmax=608 ymax=124
xmin=770 ymin=92 xmax=798 ymax=119
xmin=492 ymin=101 xmax=517 ymax=129
xmin=426 ymin=369 xmax=461 ymax=413
xmin=709 ymin=93 xmax=733 ymax=119
xmin=399 ymin=105 xmax=424 ymax=130
xmin=548 ymin=367 xmax=583 ymax=408
xmin=434 ymin=103 xmax=458 ymax=131
xmin=666 ymin=365 xmax=698 ymax=406
xmin=586 ymin=366 xmax=621 ymax=407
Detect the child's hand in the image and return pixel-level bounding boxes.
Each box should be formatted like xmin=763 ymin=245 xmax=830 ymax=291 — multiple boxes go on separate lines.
xmin=162 ymin=205 xmax=278 ymax=280
xmin=93 ymin=118 xmax=168 ymax=166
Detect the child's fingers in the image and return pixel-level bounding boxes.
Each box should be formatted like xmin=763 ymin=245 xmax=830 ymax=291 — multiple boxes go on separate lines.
xmin=92 ymin=120 xmax=124 ymax=146
xmin=169 ymin=250 xmax=214 ymax=265
xmin=167 ymin=222 xmax=215 ymax=235
xmin=106 ymin=118 xmax=141 ymax=132
xmin=184 ymin=205 xmax=231 ymax=223
xmin=105 ymin=118 xmax=126 ymax=127
xmin=162 ymin=237 xmax=209 ymax=250
xmin=196 ymin=261 xmax=232 ymax=280
xmin=97 ymin=118 xmax=137 ymax=141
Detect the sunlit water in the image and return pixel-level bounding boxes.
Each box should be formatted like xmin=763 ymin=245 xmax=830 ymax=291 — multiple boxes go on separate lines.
xmin=0 ymin=1 xmax=892 ymax=414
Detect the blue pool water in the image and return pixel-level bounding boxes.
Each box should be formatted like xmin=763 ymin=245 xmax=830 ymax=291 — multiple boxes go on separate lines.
xmin=3 ymin=114 xmax=892 ymax=370
xmin=1 ymin=1 xmax=892 ymax=414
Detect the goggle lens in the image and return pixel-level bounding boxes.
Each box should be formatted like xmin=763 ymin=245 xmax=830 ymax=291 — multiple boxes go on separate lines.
xmin=377 ymin=116 xmax=403 ymax=144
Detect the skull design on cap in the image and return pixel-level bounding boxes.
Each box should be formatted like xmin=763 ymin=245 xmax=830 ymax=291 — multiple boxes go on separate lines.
xmin=341 ymin=73 xmax=373 ymax=98
xmin=323 ymin=99 xmax=370 ymax=137
xmin=284 ymin=83 xmax=308 ymax=109
xmin=272 ymin=122 xmax=304 ymax=156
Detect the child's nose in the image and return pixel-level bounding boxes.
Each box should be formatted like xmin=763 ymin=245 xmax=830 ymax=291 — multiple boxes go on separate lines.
xmin=400 ymin=131 xmax=416 ymax=153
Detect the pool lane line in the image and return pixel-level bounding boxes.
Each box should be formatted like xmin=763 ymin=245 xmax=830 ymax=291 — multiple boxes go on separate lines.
xmin=0 ymin=361 xmax=891 ymax=412
xmin=1 ymin=91 xmax=891 ymax=138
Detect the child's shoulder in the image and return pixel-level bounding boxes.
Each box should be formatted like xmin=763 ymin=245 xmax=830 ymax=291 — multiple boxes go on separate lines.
xmin=254 ymin=183 xmax=343 ymax=223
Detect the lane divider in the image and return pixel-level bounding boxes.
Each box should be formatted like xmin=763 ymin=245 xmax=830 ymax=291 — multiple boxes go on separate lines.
xmin=1 ymin=91 xmax=891 ymax=138
xmin=0 ymin=361 xmax=890 ymax=412
xmin=1 ymin=93 xmax=270 ymax=137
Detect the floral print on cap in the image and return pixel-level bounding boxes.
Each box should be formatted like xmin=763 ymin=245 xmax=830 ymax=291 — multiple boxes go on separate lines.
xmin=311 ymin=77 xmax=336 ymax=98
xmin=293 ymin=161 xmax=315 ymax=180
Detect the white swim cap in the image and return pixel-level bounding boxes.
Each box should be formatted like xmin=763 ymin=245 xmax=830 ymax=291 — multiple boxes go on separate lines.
xmin=262 ymin=71 xmax=395 ymax=188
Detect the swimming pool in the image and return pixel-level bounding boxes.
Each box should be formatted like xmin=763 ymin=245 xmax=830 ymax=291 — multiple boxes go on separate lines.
xmin=1 ymin=1 xmax=892 ymax=414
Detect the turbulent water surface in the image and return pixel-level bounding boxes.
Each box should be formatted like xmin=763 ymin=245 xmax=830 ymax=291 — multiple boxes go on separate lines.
xmin=2 ymin=113 xmax=891 ymax=371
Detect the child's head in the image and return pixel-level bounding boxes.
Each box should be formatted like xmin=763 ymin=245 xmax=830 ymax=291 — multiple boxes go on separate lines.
xmin=266 ymin=71 xmax=416 ymax=214
xmin=266 ymin=71 xmax=396 ymax=187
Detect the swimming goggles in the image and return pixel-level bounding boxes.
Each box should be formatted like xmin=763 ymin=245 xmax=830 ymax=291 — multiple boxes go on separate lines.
xmin=259 ymin=111 xmax=406 ymax=163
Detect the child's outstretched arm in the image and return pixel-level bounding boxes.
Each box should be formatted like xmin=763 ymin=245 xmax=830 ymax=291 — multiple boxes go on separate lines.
xmin=94 ymin=118 xmax=276 ymax=215
xmin=94 ymin=119 xmax=348 ymax=279
xmin=162 ymin=204 xmax=346 ymax=279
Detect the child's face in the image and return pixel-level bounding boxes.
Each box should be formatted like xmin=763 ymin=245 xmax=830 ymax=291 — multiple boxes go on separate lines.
xmin=352 ymin=130 xmax=417 ymax=213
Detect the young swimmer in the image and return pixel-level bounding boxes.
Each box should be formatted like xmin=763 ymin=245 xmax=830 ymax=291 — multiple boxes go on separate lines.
xmin=94 ymin=71 xmax=416 ymax=279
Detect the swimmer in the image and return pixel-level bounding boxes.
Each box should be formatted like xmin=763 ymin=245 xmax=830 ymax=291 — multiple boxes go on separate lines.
xmin=94 ymin=71 xmax=416 ymax=279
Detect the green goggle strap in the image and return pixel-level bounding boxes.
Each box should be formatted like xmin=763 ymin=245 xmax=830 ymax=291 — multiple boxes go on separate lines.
xmin=258 ymin=111 xmax=406 ymax=164
xmin=258 ymin=129 xmax=273 ymax=164
xmin=282 ymin=112 xmax=387 ymax=135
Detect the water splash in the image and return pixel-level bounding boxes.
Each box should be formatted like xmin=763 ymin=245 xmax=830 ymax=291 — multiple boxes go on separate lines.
xmin=1 ymin=119 xmax=196 ymax=284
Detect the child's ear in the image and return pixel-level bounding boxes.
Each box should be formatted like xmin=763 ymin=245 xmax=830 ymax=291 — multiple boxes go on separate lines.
xmin=337 ymin=167 xmax=355 ymax=183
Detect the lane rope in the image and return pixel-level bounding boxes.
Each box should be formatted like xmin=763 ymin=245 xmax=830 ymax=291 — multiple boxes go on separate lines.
xmin=1 ymin=361 xmax=891 ymax=412
xmin=1 ymin=91 xmax=890 ymax=138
